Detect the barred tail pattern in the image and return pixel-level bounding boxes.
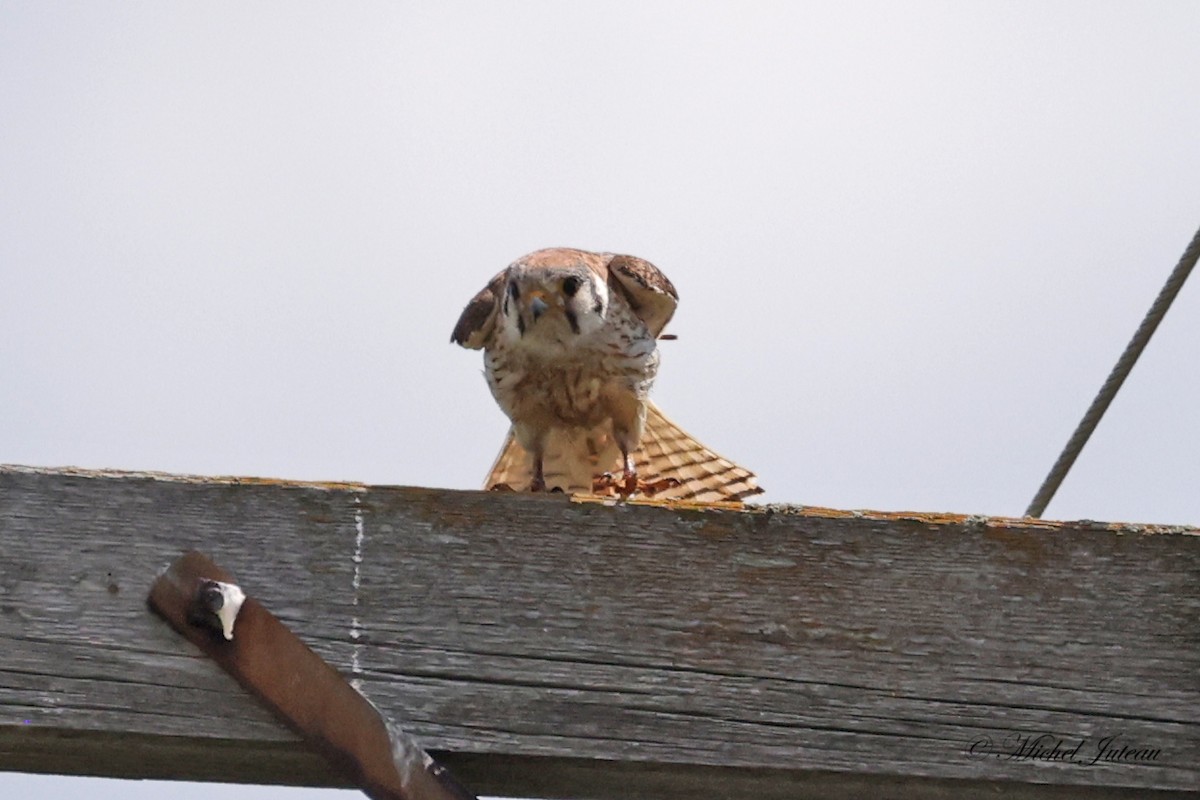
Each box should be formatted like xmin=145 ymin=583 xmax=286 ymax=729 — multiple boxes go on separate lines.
xmin=484 ymin=401 xmax=763 ymax=503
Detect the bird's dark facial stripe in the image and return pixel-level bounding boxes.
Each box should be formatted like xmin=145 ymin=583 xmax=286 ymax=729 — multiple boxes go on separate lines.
xmin=565 ymin=308 xmax=581 ymax=335
xmin=562 ymin=276 xmax=580 ymax=297
xmin=517 ymin=314 xmax=526 ymax=337
xmin=505 ymin=282 xmax=518 ymax=318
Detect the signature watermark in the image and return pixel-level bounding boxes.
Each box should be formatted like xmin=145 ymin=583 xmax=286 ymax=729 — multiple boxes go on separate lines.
xmin=967 ymin=733 xmax=1161 ymax=766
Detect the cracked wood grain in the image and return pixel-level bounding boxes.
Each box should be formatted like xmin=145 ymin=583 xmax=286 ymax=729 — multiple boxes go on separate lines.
xmin=0 ymin=465 xmax=1197 ymax=798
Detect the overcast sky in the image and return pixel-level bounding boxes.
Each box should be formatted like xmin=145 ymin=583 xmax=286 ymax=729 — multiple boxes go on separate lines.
xmin=2 ymin=2 xmax=1198 ymax=798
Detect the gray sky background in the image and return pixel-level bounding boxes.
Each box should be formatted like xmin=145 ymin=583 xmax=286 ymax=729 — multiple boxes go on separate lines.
xmin=2 ymin=2 xmax=1198 ymax=798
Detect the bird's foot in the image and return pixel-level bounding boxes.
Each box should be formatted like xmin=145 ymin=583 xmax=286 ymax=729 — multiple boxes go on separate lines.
xmin=489 ymin=482 xmax=516 ymax=492
xmin=592 ymin=472 xmax=680 ymax=498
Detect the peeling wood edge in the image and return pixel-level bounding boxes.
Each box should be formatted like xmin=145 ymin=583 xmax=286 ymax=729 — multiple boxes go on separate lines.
xmin=3 ymin=463 xmax=1197 ymax=535
xmin=0 ymin=463 xmax=372 ymax=493
xmin=769 ymin=505 xmax=1200 ymax=535
xmin=3 ymin=463 xmax=1196 ymax=535
xmin=1 ymin=729 xmax=1192 ymax=800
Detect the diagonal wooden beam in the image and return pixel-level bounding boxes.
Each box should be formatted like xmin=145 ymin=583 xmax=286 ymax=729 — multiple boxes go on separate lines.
xmin=148 ymin=551 xmax=476 ymax=800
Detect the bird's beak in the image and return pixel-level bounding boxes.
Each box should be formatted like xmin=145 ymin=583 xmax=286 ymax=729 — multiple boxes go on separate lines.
xmin=528 ymin=291 xmax=549 ymax=321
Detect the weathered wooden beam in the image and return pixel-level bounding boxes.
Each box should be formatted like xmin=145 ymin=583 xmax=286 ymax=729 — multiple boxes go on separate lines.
xmin=0 ymin=465 xmax=1196 ymax=798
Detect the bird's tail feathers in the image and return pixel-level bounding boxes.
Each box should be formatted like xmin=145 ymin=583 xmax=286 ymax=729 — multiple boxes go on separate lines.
xmin=483 ymin=400 xmax=763 ymax=503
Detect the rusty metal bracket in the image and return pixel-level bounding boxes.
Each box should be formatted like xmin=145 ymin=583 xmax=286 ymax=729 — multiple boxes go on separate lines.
xmin=147 ymin=550 xmax=477 ymax=800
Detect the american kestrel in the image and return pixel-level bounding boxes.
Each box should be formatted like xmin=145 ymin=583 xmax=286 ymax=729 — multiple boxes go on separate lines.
xmin=452 ymin=247 xmax=762 ymax=502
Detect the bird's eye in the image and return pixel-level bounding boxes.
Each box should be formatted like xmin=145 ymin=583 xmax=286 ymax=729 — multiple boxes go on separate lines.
xmin=508 ymin=282 xmax=519 ymax=300
xmin=562 ymin=276 xmax=580 ymax=297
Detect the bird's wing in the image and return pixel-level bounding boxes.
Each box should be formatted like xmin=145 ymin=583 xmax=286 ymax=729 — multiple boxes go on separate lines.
xmin=450 ymin=269 xmax=507 ymax=349
xmin=483 ymin=400 xmax=763 ymax=503
xmin=603 ymin=254 xmax=679 ymax=337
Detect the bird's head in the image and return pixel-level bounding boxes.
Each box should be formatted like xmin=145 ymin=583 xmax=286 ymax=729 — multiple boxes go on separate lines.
xmin=499 ymin=252 xmax=609 ymax=345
